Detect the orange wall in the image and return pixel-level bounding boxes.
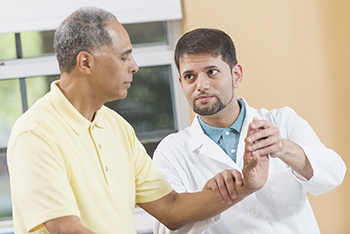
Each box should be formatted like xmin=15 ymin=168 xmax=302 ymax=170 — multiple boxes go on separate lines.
xmin=180 ymin=0 xmax=350 ymax=233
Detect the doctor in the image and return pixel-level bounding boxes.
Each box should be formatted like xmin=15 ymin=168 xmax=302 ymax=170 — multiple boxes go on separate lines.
xmin=152 ymin=28 xmax=346 ymax=234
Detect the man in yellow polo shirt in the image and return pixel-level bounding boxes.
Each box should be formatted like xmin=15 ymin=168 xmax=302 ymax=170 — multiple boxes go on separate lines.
xmin=7 ymin=6 xmax=269 ymax=233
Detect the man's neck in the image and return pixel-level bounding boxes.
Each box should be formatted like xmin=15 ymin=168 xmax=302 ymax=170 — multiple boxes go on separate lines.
xmin=59 ymin=73 xmax=103 ymax=122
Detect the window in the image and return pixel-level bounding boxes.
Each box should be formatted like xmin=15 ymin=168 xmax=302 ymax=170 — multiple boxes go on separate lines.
xmin=0 ymin=20 xmax=190 ymax=229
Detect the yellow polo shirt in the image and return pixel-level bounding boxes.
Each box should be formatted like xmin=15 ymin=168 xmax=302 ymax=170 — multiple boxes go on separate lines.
xmin=7 ymin=81 xmax=173 ymax=233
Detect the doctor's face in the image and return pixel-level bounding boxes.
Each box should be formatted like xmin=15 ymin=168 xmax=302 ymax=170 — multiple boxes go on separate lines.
xmin=178 ymin=54 xmax=241 ymax=117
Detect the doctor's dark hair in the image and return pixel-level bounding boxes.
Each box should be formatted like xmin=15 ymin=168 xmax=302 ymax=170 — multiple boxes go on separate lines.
xmin=174 ymin=28 xmax=238 ymax=71
xmin=54 ymin=6 xmax=117 ymax=74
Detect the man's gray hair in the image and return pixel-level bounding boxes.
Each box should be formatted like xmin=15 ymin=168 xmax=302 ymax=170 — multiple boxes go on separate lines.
xmin=54 ymin=6 xmax=117 ymax=74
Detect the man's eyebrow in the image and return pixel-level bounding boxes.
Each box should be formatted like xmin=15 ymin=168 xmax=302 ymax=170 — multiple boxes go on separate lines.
xmin=204 ymin=65 xmax=219 ymax=70
xmin=120 ymin=49 xmax=133 ymax=56
xmin=182 ymin=70 xmax=194 ymax=76
xmin=182 ymin=65 xmax=219 ymax=76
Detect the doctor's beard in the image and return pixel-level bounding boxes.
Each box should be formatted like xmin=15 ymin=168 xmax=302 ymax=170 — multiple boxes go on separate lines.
xmin=192 ymin=96 xmax=226 ymax=116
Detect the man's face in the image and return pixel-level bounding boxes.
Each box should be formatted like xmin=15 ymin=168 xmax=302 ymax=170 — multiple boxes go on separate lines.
xmin=89 ymin=20 xmax=139 ymax=102
xmin=179 ymin=54 xmax=240 ymax=117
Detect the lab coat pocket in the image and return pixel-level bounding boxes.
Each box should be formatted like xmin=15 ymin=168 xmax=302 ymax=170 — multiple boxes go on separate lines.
xmin=267 ymin=168 xmax=306 ymax=222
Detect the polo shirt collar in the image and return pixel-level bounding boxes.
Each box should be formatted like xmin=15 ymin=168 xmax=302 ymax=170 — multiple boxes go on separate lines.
xmin=47 ymin=80 xmax=104 ymax=135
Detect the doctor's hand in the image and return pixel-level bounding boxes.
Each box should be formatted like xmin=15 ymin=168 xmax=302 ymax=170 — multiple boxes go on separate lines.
xmin=245 ymin=117 xmax=283 ymax=158
xmin=202 ymin=169 xmax=243 ymax=205
xmin=246 ymin=118 xmax=313 ymax=180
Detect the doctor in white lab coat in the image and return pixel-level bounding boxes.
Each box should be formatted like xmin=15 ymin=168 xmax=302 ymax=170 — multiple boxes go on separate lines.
xmin=152 ymin=28 xmax=346 ymax=234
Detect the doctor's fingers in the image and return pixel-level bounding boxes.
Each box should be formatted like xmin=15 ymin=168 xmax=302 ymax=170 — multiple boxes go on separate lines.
xmin=250 ymin=118 xmax=274 ymax=130
xmin=246 ymin=119 xmax=261 ymax=137
xmin=211 ymin=169 xmax=242 ymax=204
xmin=249 ymin=134 xmax=282 ymax=156
xmin=246 ymin=126 xmax=280 ymax=146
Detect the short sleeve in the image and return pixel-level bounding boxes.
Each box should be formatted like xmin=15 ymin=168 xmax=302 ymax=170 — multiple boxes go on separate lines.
xmin=8 ymin=131 xmax=80 ymax=232
xmin=132 ymin=136 xmax=173 ymax=204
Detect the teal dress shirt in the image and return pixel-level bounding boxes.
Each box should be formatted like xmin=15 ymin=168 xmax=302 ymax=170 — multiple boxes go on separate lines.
xmin=198 ymin=99 xmax=245 ymax=162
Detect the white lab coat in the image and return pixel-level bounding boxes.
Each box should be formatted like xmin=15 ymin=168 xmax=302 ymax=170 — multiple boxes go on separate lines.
xmin=153 ymin=98 xmax=346 ymax=234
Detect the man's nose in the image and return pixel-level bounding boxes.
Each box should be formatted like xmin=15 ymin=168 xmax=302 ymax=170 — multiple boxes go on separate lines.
xmin=196 ymin=74 xmax=210 ymax=91
xmin=130 ymin=56 xmax=139 ymax=73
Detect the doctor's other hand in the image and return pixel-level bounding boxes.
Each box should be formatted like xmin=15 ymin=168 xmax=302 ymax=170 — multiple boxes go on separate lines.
xmin=245 ymin=117 xmax=283 ymax=158
xmin=202 ymin=169 xmax=243 ymax=204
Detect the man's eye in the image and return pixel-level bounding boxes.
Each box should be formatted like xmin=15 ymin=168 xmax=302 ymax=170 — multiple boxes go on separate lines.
xmin=184 ymin=74 xmax=194 ymax=80
xmin=208 ymin=69 xmax=218 ymax=76
xmin=121 ymin=57 xmax=127 ymax=61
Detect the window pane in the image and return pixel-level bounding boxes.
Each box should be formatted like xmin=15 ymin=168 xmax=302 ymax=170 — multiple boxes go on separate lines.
xmin=124 ymin=21 xmax=167 ymax=46
xmin=0 ymin=79 xmax=22 ymax=149
xmin=105 ymin=65 xmax=175 ymax=141
xmin=0 ymin=148 xmax=11 ymax=219
xmin=0 ymin=79 xmax=20 ymax=219
xmin=21 ymin=30 xmax=55 ymax=58
xmin=0 ymin=33 xmax=16 ymax=60
xmin=26 ymin=75 xmax=59 ymax=108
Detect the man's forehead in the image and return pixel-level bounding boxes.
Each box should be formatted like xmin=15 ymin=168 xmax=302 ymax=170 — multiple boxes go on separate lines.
xmin=180 ymin=53 xmax=222 ymax=62
xmin=179 ymin=54 xmax=223 ymax=69
xmin=106 ymin=20 xmax=133 ymax=53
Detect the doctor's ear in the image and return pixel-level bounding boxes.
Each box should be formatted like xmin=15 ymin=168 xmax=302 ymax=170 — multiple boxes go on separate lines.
xmin=178 ymin=76 xmax=186 ymax=94
xmin=76 ymin=51 xmax=93 ymax=74
xmin=232 ymin=63 xmax=243 ymax=88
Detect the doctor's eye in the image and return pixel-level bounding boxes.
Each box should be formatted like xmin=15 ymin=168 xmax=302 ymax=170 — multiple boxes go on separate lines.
xmin=208 ymin=69 xmax=218 ymax=76
xmin=184 ymin=74 xmax=194 ymax=80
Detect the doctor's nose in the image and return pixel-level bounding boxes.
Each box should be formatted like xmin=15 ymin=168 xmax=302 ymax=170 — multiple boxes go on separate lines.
xmin=196 ymin=74 xmax=210 ymax=91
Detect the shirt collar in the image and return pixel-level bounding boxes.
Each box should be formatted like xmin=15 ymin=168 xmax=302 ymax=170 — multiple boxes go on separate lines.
xmin=47 ymin=80 xmax=104 ymax=135
xmin=198 ymin=99 xmax=246 ymax=143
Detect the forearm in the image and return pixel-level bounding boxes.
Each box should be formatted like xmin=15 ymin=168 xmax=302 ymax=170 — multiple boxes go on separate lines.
xmin=158 ymin=154 xmax=265 ymax=230
xmin=142 ymin=145 xmax=268 ymax=231
xmin=144 ymin=184 xmax=253 ymax=231
xmin=278 ymin=139 xmax=313 ymax=180
xmin=170 ymin=186 xmax=251 ymax=227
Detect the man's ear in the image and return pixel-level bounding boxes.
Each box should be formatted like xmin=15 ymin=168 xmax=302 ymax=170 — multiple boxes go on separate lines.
xmin=232 ymin=63 xmax=243 ymax=88
xmin=76 ymin=51 xmax=93 ymax=74
xmin=178 ymin=75 xmax=186 ymax=94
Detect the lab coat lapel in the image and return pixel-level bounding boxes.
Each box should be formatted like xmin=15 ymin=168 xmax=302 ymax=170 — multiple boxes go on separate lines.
xmin=187 ymin=98 xmax=263 ymax=172
xmin=188 ymin=116 xmax=240 ymax=170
